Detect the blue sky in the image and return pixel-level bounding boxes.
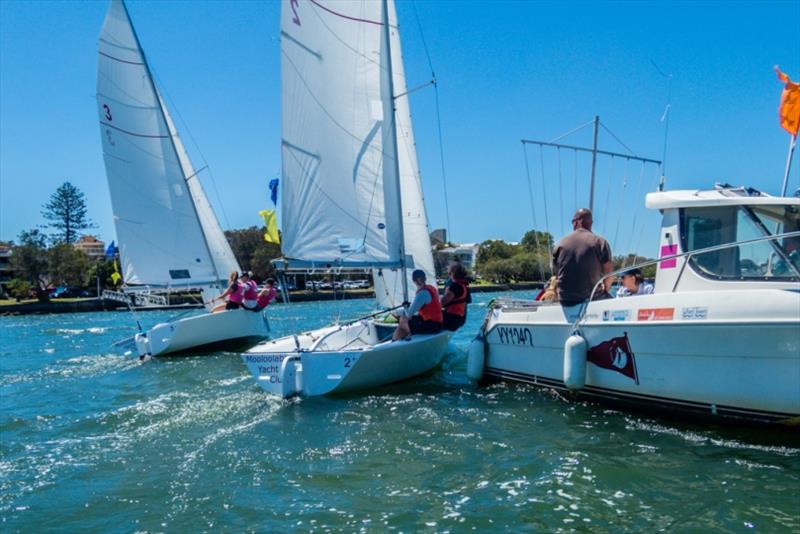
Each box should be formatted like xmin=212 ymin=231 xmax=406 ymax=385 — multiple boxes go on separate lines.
xmin=1 ymin=0 xmax=798 ymax=259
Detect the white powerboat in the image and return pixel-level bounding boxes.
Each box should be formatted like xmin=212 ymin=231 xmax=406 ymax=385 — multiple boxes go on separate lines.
xmin=242 ymin=0 xmax=450 ymax=398
xmin=96 ymin=0 xmax=268 ymax=357
xmin=468 ymin=185 xmax=800 ymax=424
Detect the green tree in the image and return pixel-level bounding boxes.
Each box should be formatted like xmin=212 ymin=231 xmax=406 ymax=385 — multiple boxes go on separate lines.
xmin=224 ymin=226 xmax=282 ymax=280
xmin=480 ymin=258 xmax=517 ymax=284
xmin=251 ymin=243 xmax=282 ymax=279
xmin=85 ymin=258 xmax=118 ymax=294
xmin=10 ymin=229 xmax=50 ymax=302
xmin=476 ymin=240 xmax=517 ymax=266
xmin=521 ymin=229 xmax=554 ymax=252
xmin=41 ymin=181 xmax=95 ymax=244
xmin=48 ymin=244 xmax=90 ymax=287
xmin=6 ymin=279 xmax=34 ymax=302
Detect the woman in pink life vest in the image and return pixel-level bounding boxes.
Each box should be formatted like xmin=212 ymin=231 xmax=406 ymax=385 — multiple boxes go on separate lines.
xmin=211 ymin=271 xmax=244 ymax=312
xmin=240 ymin=271 xmax=259 ymax=309
xmin=253 ymin=278 xmax=277 ymax=311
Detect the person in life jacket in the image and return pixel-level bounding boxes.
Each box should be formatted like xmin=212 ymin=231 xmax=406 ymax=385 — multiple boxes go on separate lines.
xmin=392 ymin=269 xmax=443 ymax=340
xmin=211 ymin=271 xmax=244 ymax=312
xmin=240 ymin=271 xmax=259 ymax=309
xmin=253 ymin=278 xmax=277 ymax=311
xmin=441 ymin=261 xmax=471 ymax=331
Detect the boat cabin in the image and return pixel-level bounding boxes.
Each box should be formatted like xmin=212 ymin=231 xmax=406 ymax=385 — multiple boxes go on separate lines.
xmin=646 ymin=185 xmax=800 ymax=292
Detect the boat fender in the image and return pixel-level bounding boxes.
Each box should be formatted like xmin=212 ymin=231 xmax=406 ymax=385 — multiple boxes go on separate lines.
xmin=467 ymin=337 xmax=485 ymax=381
xmin=134 ymin=332 xmax=150 ymax=359
xmin=563 ymin=333 xmax=587 ymax=390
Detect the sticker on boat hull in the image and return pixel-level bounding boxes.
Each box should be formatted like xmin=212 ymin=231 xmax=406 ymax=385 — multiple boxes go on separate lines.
xmin=602 ymin=309 xmax=631 ymax=322
xmin=587 ymin=332 xmax=639 ymax=384
xmin=681 ymin=306 xmax=708 ymax=320
xmin=637 ymin=307 xmax=674 ymax=321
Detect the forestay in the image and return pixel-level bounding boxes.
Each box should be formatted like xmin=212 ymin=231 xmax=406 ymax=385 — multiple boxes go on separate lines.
xmin=279 ymin=0 xmax=404 ymax=269
xmin=96 ymin=0 xmax=239 ymax=287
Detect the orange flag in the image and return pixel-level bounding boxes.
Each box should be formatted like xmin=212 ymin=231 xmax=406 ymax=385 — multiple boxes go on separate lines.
xmin=775 ymin=66 xmax=800 ymax=136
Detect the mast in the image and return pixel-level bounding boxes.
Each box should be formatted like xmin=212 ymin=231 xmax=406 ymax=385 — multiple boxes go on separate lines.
xmin=589 ymin=115 xmax=600 ymax=211
xmin=118 ymin=0 xmax=222 ymax=290
xmin=382 ymin=0 xmax=409 ymax=302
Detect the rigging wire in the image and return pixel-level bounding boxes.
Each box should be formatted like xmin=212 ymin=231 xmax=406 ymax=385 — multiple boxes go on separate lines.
xmin=630 ymin=165 xmax=662 ymax=266
xmin=522 ymin=143 xmax=546 ymax=282
xmin=556 ymin=147 xmax=565 ymax=239
xmin=538 ymin=145 xmax=554 ymax=269
xmin=601 ymin=155 xmax=614 ymax=235
xmin=573 ymin=149 xmax=579 ymax=216
xmin=411 ymin=0 xmax=452 ymax=241
xmin=599 ymin=123 xmax=637 ymax=157
xmin=612 ymin=157 xmax=630 ymax=250
xmin=624 ymin=161 xmax=647 ymax=266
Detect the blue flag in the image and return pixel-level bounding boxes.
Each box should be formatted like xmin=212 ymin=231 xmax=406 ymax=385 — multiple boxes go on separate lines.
xmin=269 ymin=178 xmax=279 ymax=206
xmin=105 ymin=240 xmax=118 ymax=258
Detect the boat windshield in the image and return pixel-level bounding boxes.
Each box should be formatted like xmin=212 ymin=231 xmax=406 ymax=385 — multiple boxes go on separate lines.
xmin=680 ymin=204 xmax=800 ymax=281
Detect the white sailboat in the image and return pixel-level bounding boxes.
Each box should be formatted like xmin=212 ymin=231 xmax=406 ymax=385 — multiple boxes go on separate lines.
xmin=468 ymin=185 xmax=800 ymax=425
xmin=242 ymin=0 xmax=450 ymax=397
xmin=96 ymin=0 xmax=268 ymax=357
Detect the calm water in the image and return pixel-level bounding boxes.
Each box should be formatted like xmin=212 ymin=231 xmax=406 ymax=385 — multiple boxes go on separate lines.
xmin=1 ymin=291 xmax=798 ymax=532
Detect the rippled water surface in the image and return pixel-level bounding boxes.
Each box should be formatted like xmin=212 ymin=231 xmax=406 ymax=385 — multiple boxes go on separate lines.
xmin=2 ymin=292 xmax=799 ymax=532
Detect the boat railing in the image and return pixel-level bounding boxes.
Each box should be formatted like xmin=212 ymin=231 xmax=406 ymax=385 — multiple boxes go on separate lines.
xmin=573 ymin=229 xmax=800 ymax=329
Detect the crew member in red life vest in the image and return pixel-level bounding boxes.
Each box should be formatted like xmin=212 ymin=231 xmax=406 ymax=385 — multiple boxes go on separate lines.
xmin=211 ymin=271 xmax=244 ymax=312
xmin=441 ymin=261 xmax=471 ymax=331
xmin=240 ymin=271 xmax=258 ymax=309
xmin=392 ymin=269 xmax=443 ymax=340
xmin=253 ymin=278 xmax=277 ymax=311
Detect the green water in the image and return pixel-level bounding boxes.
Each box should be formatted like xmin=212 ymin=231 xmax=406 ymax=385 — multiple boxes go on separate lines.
xmin=1 ymin=292 xmax=798 ymax=532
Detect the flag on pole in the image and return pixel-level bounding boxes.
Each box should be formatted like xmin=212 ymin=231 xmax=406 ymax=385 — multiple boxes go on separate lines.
xmin=775 ymin=66 xmax=800 ymax=136
xmin=105 ymin=240 xmax=118 ymax=258
xmin=259 ymin=209 xmax=280 ymax=244
xmin=587 ymin=332 xmax=639 ymax=384
xmin=268 ymin=178 xmax=279 ymax=206
xmin=111 ymin=259 xmax=122 ymax=285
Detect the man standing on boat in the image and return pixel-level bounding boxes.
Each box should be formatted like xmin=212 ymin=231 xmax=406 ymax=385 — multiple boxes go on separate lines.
xmin=552 ymin=208 xmax=613 ymax=306
xmin=392 ymin=270 xmax=444 ymax=340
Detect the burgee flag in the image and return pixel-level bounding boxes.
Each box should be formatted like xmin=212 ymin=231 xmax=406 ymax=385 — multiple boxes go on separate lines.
xmin=775 ymin=67 xmax=800 ymax=136
xmin=259 ymin=209 xmax=280 ymax=244
xmin=268 ymin=178 xmax=279 ymax=206
xmin=587 ymin=332 xmax=639 ymax=384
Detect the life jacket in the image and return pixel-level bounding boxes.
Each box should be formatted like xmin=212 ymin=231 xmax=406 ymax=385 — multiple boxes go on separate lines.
xmin=228 ymin=281 xmax=244 ymax=304
xmin=417 ymin=284 xmax=443 ymax=323
xmin=257 ymin=287 xmax=276 ymax=309
xmin=443 ymin=278 xmax=470 ymax=317
xmin=243 ymin=280 xmax=258 ymax=301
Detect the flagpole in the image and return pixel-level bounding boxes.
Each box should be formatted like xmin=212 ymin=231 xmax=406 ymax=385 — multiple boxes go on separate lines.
xmin=780 ymin=133 xmax=797 ymax=197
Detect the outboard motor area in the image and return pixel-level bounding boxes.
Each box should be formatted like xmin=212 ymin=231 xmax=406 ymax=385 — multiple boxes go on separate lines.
xmin=563 ymin=333 xmax=588 ymax=390
xmin=247 ymin=354 xmax=301 ymax=398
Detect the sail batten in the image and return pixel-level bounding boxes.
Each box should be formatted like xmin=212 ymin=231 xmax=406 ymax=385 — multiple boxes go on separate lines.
xmin=96 ymin=0 xmax=239 ymax=287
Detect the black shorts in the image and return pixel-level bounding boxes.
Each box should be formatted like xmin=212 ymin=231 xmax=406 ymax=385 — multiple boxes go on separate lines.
xmin=442 ymin=311 xmax=466 ymax=332
xmin=409 ymin=315 xmax=442 ymax=335
xmin=225 ymin=301 xmax=241 ymax=310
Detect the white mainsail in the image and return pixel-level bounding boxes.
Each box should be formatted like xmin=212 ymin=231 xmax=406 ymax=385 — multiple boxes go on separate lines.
xmin=96 ymin=0 xmax=239 ymax=288
xmin=279 ymin=0 xmax=405 ymax=269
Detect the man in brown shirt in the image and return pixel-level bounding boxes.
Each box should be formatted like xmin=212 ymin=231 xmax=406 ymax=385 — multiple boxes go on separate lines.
xmin=552 ymin=208 xmax=613 ymax=306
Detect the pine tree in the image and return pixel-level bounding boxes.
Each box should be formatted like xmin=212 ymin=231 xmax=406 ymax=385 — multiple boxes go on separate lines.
xmin=41 ymin=181 xmax=95 ymax=244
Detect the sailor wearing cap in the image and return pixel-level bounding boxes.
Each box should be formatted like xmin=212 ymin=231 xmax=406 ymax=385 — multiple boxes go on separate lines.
xmin=616 ymin=268 xmax=654 ymax=297
xmin=392 ymin=269 xmax=444 ymax=341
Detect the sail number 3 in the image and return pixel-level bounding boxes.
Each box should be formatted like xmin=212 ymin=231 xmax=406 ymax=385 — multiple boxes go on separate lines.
xmin=103 ymin=104 xmax=112 ymax=121
xmin=290 ymin=0 xmax=301 ymax=26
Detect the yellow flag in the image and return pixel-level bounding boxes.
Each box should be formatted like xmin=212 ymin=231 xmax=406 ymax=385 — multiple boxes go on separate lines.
xmin=111 ymin=259 xmax=122 ymax=285
xmin=259 ymin=209 xmax=280 ymax=244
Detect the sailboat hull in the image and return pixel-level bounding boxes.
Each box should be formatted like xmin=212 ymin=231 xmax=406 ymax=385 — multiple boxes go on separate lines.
xmin=242 ymin=320 xmax=450 ymax=398
xmin=478 ymin=290 xmax=800 ymax=425
xmin=135 ymin=309 xmax=269 ymax=357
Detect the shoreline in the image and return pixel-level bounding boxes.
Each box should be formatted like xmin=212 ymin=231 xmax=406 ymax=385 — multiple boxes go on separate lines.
xmin=0 ymin=282 xmax=542 ymax=316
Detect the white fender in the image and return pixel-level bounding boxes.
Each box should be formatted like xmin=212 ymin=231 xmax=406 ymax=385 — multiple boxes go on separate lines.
xmin=467 ymin=338 xmax=486 ymax=381
xmin=563 ymin=333 xmax=588 ymax=390
xmin=279 ymin=356 xmax=301 ymax=398
xmin=134 ymin=332 xmax=150 ymax=357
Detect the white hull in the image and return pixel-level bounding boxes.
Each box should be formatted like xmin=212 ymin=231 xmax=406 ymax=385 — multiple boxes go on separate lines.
xmin=242 ymin=320 xmax=450 ymax=398
xmin=479 ymin=289 xmax=800 ymax=424
xmin=135 ymin=309 xmax=269 ymax=357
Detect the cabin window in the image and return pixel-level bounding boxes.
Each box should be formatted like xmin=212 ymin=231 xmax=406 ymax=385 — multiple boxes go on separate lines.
xmin=680 ymin=205 xmax=800 ymax=281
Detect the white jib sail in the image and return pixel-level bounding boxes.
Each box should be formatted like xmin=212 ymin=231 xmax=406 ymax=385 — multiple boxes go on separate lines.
xmin=279 ymin=0 xmax=403 ymax=268
xmin=373 ymin=0 xmax=436 ymax=309
xmin=96 ymin=0 xmax=238 ymax=288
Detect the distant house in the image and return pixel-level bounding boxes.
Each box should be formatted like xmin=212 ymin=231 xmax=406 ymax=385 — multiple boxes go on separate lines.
xmin=433 ymin=243 xmax=480 ymax=276
xmin=430 ymin=228 xmax=447 ymax=247
xmin=73 ymin=235 xmax=106 ymax=259
xmin=0 ymin=242 xmax=12 ymax=295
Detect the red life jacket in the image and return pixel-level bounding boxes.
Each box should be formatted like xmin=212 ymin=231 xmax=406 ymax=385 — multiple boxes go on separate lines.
xmin=257 ymin=287 xmax=276 ymax=308
xmin=418 ymin=284 xmax=443 ymax=323
xmin=443 ymin=278 xmax=469 ymax=317
xmin=228 ymin=281 xmax=244 ymax=304
xmin=243 ymin=280 xmax=258 ymax=301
